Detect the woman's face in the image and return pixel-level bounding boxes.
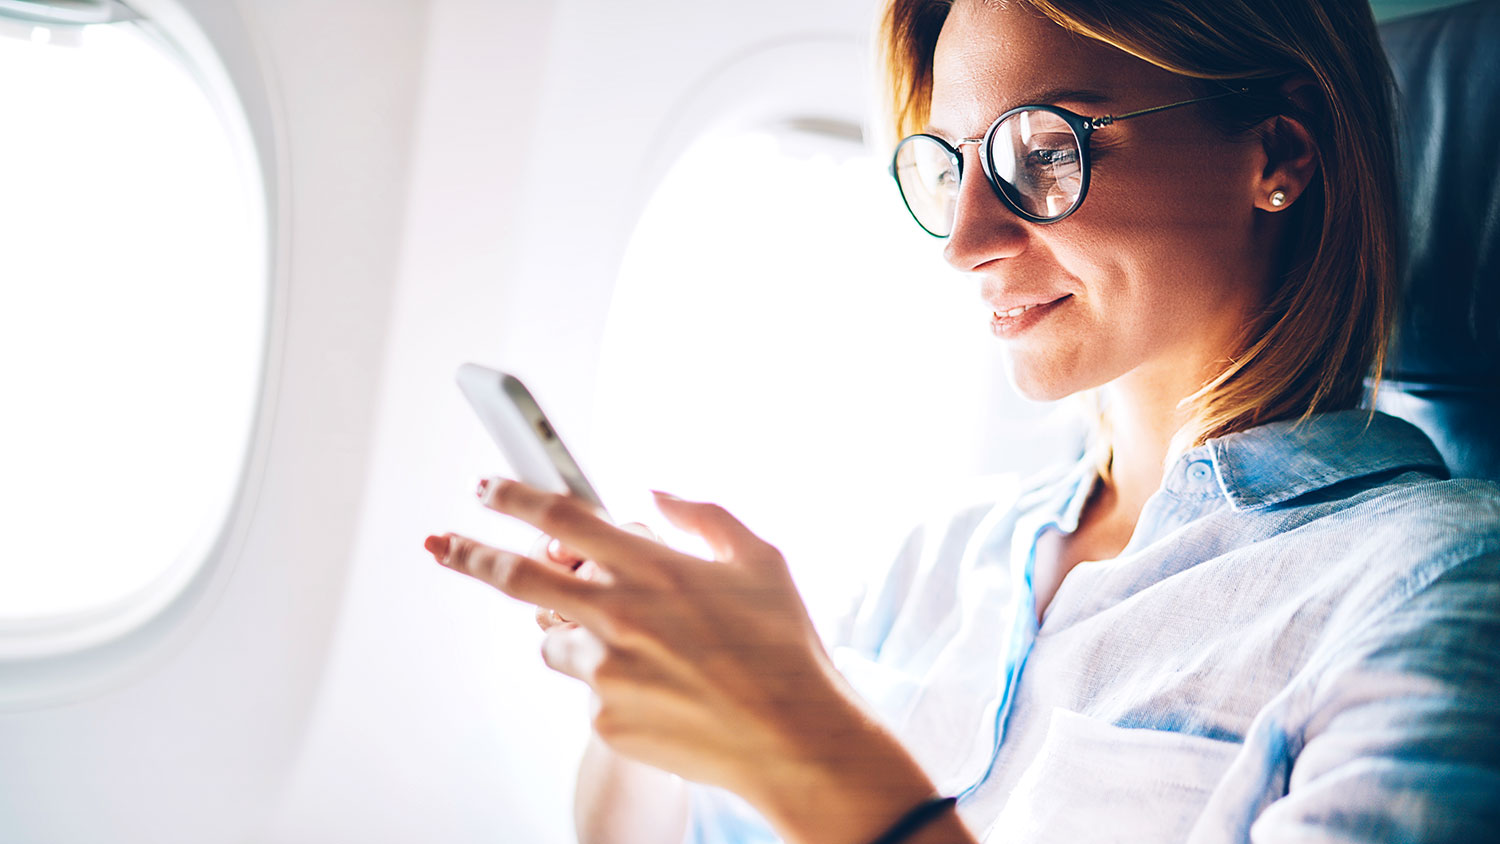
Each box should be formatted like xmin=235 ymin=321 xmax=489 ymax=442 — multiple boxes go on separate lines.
xmin=930 ymin=0 xmax=1274 ymax=402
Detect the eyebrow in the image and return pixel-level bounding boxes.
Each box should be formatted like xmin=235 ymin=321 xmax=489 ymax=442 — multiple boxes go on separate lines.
xmin=926 ymin=86 xmax=1115 ymax=139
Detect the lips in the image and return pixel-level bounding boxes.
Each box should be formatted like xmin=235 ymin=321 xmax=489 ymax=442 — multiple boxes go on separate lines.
xmin=986 ymin=294 xmax=1070 ymax=319
xmin=989 ymin=294 xmax=1072 ymax=338
xmin=994 ymin=301 xmax=1047 ymax=319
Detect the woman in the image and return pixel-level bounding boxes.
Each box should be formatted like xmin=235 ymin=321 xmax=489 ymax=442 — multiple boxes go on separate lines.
xmin=424 ymin=0 xmax=1500 ymax=842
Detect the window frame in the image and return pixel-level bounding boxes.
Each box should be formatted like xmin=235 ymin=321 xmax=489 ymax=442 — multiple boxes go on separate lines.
xmin=0 ymin=0 xmax=281 ymax=705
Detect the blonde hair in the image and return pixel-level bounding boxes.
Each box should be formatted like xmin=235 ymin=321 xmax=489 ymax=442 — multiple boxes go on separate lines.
xmin=878 ymin=0 xmax=1398 ymax=449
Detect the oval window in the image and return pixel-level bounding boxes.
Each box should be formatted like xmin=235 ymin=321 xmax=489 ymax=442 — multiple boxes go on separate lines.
xmin=0 ymin=11 xmax=265 ymax=631
xmin=592 ymin=125 xmax=1067 ymax=619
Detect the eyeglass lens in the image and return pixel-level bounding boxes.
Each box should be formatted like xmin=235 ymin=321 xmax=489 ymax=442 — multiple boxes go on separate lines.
xmin=894 ymin=107 xmax=1085 ymax=235
xmin=893 ymin=138 xmax=961 ymax=237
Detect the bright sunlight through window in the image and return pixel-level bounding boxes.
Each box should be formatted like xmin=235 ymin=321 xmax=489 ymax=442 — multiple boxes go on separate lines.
xmin=0 ymin=18 xmax=264 ymax=626
xmin=592 ymin=126 xmax=1076 ymax=626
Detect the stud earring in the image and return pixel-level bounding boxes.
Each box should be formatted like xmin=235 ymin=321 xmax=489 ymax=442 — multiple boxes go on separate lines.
xmin=1270 ymin=189 xmax=1287 ymax=207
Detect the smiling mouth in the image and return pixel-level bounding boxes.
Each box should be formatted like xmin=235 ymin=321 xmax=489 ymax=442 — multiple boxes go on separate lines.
xmin=990 ymin=295 xmax=1071 ymax=337
xmin=992 ymin=295 xmax=1069 ymax=320
xmin=994 ymin=302 xmax=1044 ymax=319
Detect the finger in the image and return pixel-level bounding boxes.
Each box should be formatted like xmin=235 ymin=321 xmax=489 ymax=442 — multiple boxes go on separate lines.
xmin=525 ymin=532 xmax=586 ymax=570
xmin=479 ymin=480 xmax=595 ymax=567
xmin=650 ymin=491 xmax=770 ymax=564
xmin=484 ymin=480 xmax=668 ymax=570
xmin=424 ymin=533 xmax=604 ymax=622
xmin=536 ymin=606 xmax=575 ymax=631
xmin=524 ymin=533 xmax=587 ymax=572
xmin=547 ymin=538 xmax=588 ymax=568
xmin=541 ymin=623 xmax=605 ymax=684
xmin=552 ymin=526 xmax=648 ymax=573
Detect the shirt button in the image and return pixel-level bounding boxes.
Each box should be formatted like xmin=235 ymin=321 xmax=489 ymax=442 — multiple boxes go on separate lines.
xmin=1187 ymin=460 xmax=1213 ymax=483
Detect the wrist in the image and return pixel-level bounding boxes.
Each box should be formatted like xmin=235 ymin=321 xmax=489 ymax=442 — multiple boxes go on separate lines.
xmin=736 ymin=695 xmax=942 ymax=844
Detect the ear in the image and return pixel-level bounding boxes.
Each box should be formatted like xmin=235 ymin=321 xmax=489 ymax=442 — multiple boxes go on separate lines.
xmin=1250 ymin=79 xmax=1321 ymax=213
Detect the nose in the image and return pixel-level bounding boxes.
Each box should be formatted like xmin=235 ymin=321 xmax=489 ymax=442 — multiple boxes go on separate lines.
xmin=942 ymin=147 xmax=1029 ymax=272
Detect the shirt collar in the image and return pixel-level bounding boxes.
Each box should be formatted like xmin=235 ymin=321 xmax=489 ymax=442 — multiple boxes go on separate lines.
xmin=1175 ymin=410 xmax=1449 ymax=511
xmin=1025 ymin=444 xmax=1105 ymax=535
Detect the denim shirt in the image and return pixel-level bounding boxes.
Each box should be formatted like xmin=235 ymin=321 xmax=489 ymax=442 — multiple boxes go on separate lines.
xmin=686 ymin=411 xmax=1500 ymax=843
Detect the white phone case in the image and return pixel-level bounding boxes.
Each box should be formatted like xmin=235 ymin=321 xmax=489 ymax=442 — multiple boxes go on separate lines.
xmin=456 ymin=363 xmax=610 ymax=519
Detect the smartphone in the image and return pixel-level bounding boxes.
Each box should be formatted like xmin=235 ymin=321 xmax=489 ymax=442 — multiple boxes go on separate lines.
xmin=456 ymin=363 xmax=611 ymax=520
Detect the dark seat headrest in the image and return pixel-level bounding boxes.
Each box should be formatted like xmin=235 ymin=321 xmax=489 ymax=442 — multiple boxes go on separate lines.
xmin=1375 ymin=0 xmax=1500 ymax=480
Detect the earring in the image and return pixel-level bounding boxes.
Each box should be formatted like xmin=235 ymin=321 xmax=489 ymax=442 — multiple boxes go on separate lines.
xmin=1269 ymin=189 xmax=1287 ymax=207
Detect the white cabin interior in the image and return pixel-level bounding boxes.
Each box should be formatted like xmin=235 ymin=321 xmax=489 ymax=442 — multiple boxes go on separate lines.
xmin=0 ymin=1 xmax=1475 ymax=841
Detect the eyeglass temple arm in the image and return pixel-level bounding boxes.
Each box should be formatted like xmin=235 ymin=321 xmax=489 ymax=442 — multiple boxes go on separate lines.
xmin=1084 ymin=87 xmax=1249 ymax=130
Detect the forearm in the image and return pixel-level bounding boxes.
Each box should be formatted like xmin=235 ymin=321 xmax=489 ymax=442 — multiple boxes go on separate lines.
xmin=575 ymin=732 xmax=689 ymax=844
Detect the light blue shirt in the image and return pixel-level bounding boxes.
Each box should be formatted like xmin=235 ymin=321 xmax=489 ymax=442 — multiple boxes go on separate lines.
xmin=687 ymin=411 xmax=1500 ymax=843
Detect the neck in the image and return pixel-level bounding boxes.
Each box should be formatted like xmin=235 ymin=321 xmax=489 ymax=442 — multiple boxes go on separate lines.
xmin=1098 ymin=370 xmax=1198 ymax=526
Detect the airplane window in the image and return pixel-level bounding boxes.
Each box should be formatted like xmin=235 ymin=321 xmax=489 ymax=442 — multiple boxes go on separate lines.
xmin=0 ymin=15 xmax=264 ymax=626
xmin=594 ymin=126 xmax=1071 ymax=620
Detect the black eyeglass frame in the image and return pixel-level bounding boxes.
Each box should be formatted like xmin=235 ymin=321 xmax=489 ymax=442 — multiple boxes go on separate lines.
xmin=889 ymin=89 xmax=1245 ymax=235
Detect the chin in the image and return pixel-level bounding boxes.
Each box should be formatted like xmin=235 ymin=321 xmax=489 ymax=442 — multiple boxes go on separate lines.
xmin=1003 ymin=354 xmax=1099 ymax=403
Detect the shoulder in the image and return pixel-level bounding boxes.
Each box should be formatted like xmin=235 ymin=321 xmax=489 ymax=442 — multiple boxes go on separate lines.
xmin=1284 ymin=475 xmax=1500 ymax=690
xmin=884 ymin=461 xmax=1071 ymax=581
xmin=896 ymin=457 xmax=1084 ymax=583
xmin=833 ymin=458 xmax=1081 ymax=655
xmin=1284 ymin=471 xmax=1500 ymax=604
xmin=1289 ymin=473 xmax=1500 ymax=584
xmin=1359 ymin=475 xmax=1500 ymax=604
xmin=1245 ymin=480 xmax=1500 ymax=840
xmin=1206 ymin=410 xmax=1500 ymax=587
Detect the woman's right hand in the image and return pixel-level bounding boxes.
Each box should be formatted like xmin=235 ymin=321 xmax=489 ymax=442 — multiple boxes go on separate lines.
xmin=529 ymin=533 xmax=588 ymax=630
xmin=522 ymin=524 xmax=689 ymax=844
xmin=529 ymin=524 xmax=653 ymax=631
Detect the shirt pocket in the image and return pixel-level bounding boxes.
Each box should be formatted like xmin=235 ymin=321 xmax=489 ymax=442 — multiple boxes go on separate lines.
xmin=984 ymin=708 xmax=1242 ymax=844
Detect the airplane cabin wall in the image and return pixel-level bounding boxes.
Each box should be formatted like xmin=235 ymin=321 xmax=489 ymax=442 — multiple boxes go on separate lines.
xmin=259 ymin=1 xmax=888 ymax=842
xmin=4 ymin=1 xmax=892 ymax=840
xmin=28 ymin=0 xmax=1450 ymax=840
xmin=0 ymin=1 xmax=428 ymax=842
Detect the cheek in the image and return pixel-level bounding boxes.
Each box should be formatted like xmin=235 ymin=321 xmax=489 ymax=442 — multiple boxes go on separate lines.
xmin=1105 ymin=188 xmax=1241 ymax=260
xmin=1061 ymin=154 xmax=1254 ymax=313
xmin=1037 ymin=223 xmax=1238 ymax=371
xmin=1092 ymin=133 xmax=1250 ymax=227
xmin=992 ymin=147 xmax=1270 ymax=403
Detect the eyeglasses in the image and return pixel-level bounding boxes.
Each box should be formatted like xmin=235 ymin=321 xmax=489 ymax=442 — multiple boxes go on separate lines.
xmin=889 ymin=90 xmax=1243 ymax=236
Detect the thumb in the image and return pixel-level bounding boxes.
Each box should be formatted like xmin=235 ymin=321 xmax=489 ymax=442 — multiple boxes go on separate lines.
xmin=651 ymin=491 xmax=769 ymax=565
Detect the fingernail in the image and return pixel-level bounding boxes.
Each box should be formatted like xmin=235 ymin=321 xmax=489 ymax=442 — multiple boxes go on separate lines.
xmin=424 ymin=534 xmax=451 ymax=565
xmin=622 ymin=521 xmax=656 ymax=540
xmin=650 ymin=489 xmax=682 ymax=501
xmin=476 ymin=478 xmax=490 ymax=499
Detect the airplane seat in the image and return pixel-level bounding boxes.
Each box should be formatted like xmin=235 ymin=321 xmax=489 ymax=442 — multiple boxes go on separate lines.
xmin=1374 ymin=0 xmax=1500 ymax=482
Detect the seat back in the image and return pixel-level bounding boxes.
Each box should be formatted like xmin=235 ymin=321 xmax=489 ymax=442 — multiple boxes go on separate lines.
xmin=1374 ymin=0 xmax=1500 ymax=481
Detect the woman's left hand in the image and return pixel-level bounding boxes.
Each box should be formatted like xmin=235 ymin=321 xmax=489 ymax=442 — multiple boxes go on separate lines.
xmin=422 ymin=479 xmax=941 ymax=843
